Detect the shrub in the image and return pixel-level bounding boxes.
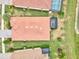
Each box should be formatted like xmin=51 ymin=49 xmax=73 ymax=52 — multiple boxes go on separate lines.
xmin=57 ymin=37 xmax=62 ymax=42
xmin=58 ymin=11 xmax=64 ymax=18
xmin=3 ymin=14 xmax=12 ymax=29
xmin=57 ymin=48 xmax=65 ymax=58
xmin=7 ymin=47 xmax=14 ymax=52
xmin=5 ymin=5 xmax=14 ymax=15
xmin=3 ymin=14 xmax=10 ymax=21
xmin=4 ymin=38 xmax=12 ymax=44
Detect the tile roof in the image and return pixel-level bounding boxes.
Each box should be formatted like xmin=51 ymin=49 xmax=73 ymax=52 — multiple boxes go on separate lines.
xmin=11 ymin=48 xmax=49 ymax=59
xmin=10 ymin=17 xmax=50 ymax=41
xmin=0 ymin=48 xmax=49 ymax=59
xmin=12 ymin=0 xmax=51 ymax=10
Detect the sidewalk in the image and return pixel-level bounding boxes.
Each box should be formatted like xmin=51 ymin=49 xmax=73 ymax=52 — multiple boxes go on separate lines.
xmin=1 ymin=4 xmax=5 ymax=53
xmin=75 ymin=0 xmax=79 ymax=34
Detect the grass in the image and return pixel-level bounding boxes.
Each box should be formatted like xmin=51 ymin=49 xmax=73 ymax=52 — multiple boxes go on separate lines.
xmin=5 ymin=5 xmax=49 ymax=16
xmin=13 ymin=41 xmax=50 ymax=49
xmin=50 ymin=30 xmax=66 ymax=59
xmin=3 ymin=14 xmax=11 ymax=29
xmin=5 ymin=41 xmax=50 ymax=52
xmin=50 ymin=0 xmax=78 ymax=59
xmin=64 ymin=0 xmax=77 ymax=59
xmin=74 ymin=0 xmax=79 ymax=59
xmin=14 ymin=7 xmax=49 ymax=16
xmin=75 ymin=34 xmax=79 ymax=59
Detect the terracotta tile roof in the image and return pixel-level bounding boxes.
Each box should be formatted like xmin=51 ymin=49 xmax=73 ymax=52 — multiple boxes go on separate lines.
xmin=10 ymin=17 xmax=50 ymax=41
xmin=12 ymin=0 xmax=51 ymax=10
xmin=11 ymin=48 xmax=49 ymax=59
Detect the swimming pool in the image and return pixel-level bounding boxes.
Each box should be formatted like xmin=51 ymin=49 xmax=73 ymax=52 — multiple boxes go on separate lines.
xmin=51 ymin=0 xmax=62 ymax=12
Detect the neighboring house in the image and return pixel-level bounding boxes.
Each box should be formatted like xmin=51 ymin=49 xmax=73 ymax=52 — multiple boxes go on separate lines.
xmin=11 ymin=48 xmax=49 ymax=59
xmin=50 ymin=17 xmax=58 ymax=29
xmin=10 ymin=17 xmax=50 ymax=41
xmin=2 ymin=0 xmax=63 ymax=11
xmin=12 ymin=0 xmax=63 ymax=11
xmin=12 ymin=0 xmax=51 ymax=10
xmin=0 ymin=48 xmax=49 ymax=59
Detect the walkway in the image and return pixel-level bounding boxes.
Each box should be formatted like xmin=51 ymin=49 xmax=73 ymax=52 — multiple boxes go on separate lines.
xmin=1 ymin=4 xmax=5 ymax=53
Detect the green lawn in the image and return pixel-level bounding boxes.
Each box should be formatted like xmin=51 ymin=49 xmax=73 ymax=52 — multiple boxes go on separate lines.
xmin=64 ymin=0 xmax=77 ymax=59
xmin=5 ymin=5 xmax=49 ymax=16
xmin=3 ymin=14 xmax=11 ymax=29
xmin=5 ymin=41 xmax=50 ymax=52
xmin=75 ymin=34 xmax=79 ymax=59
xmin=13 ymin=41 xmax=49 ymax=49
xmin=50 ymin=30 xmax=66 ymax=59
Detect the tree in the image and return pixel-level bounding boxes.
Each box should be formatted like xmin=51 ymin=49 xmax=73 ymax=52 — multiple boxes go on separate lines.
xmin=57 ymin=48 xmax=65 ymax=58
xmin=5 ymin=5 xmax=14 ymax=15
xmin=7 ymin=47 xmax=14 ymax=52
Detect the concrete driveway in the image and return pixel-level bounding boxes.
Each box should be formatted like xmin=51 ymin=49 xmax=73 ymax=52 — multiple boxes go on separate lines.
xmin=0 ymin=30 xmax=12 ymax=38
xmin=0 ymin=0 xmax=1 ymax=4
xmin=2 ymin=0 xmax=12 ymax=5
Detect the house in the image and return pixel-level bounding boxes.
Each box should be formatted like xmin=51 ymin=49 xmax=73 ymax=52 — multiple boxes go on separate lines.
xmin=10 ymin=17 xmax=50 ymax=41
xmin=12 ymin=0 xmax=51 ymax=10
xmin=51 ymin=0 xmax=63 ymax=12
xmin=11 ymin=48 xmax=49 ymax=59
xmin=50 ymin=17 xmax=58 ymax=29
xmin=0 ymin=48 xmax=49 ymax=59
